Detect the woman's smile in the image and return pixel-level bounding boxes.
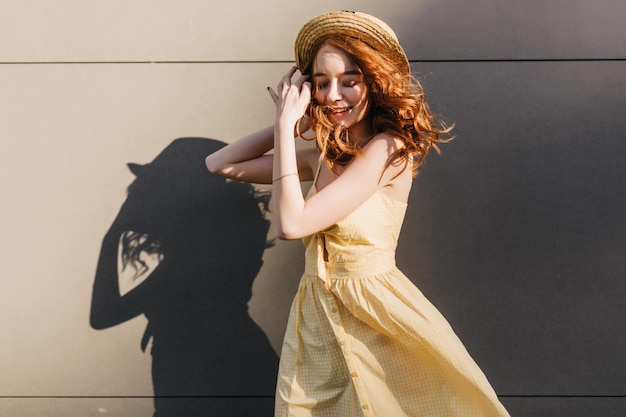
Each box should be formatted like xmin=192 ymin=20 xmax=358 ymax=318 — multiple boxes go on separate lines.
xmin=313 ymin=44 xmax=370 ymax=139
xmin=325 ymin=106 xmax=353 ymax=118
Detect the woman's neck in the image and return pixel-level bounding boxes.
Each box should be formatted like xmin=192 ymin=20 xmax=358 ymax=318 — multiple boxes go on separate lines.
xmin=347 ymin=120 xmax=376 ymax=148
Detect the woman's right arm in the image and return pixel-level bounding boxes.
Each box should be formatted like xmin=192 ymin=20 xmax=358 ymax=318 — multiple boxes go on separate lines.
xmin=205 ymin=125 xmax=276 ymax=184
xmin=205 ymin=125 xmax=316 ymax=184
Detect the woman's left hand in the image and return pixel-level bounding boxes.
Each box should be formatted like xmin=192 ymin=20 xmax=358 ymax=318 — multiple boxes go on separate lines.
xmin=268 ymin=67 xmax=311 ymax=127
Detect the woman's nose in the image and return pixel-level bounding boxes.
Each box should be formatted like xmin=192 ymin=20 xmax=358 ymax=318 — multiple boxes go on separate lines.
xmin=327 ymin=80 xmax=342 ymax=101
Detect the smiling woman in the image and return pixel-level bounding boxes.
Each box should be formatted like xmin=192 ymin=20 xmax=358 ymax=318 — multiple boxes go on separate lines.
xmin=205 ymin=10 xmax=509 ymax=417
xmin=310 ymin=46 xmax=370 ymax=139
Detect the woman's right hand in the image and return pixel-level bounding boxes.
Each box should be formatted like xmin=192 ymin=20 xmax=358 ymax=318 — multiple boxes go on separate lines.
xmin=268 ymin=67 xmax=311 ymax=128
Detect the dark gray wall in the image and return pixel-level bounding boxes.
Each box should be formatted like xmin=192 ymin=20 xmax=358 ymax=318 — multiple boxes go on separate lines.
xmin=387 ymin=1 xmax=626 ymax=415
xmin=400 ymin=60 xmax=626 ymax=416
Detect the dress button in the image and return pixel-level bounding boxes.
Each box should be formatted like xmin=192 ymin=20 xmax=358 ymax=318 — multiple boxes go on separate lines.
xmin=362 ymin=404 xmax=369 ymax=410
xmin=337 ymin=340 xmax=344 ymax=346
xmin=351 ymin=371 xmax=358 ymax=377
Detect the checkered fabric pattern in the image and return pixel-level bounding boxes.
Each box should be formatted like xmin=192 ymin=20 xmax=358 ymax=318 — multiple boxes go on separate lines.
xmin=274 ymin=190 xmax=510 ymax=417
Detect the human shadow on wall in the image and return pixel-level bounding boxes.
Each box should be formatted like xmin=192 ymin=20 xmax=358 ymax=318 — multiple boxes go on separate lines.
xmin=90 ymin=138 xmax=278 ymax=417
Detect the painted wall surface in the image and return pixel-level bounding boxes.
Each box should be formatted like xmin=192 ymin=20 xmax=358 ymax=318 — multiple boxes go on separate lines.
xmin=1 ymin=1 xmax=625 ymax=416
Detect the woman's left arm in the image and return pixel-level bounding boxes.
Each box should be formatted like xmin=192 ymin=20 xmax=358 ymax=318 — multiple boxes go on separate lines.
xmin=275 ymin=133 xmax=407 ymax=239
xmin=269 ymin=67 xmax=407 ymax=240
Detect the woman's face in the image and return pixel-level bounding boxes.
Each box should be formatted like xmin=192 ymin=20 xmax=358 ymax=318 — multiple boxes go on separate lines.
xmin=312 ymin=44 xmax=370 ymax=138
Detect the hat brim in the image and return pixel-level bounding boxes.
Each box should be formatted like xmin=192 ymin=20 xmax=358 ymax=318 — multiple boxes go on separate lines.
xmin=294 ymin=11 xmax=410 ymax=75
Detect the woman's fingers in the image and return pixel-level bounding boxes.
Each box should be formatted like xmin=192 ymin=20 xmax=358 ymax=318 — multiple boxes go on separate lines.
xmin=270 ymin=67 xmax=311 ymax=122
xmin=300 ymin=80 xmax=311 ymax=96
xmin=273 ymin=68 xmax=310 ymax=99
xmin=267 ymin=86 xmax=278 ymax=103
xmin=293 ymin=72 xmax=310 ymax=88
xmin=285 ymin=66 xmax=298 ymax=79
xmin=277 ymin=66 xmax=298 ymax=93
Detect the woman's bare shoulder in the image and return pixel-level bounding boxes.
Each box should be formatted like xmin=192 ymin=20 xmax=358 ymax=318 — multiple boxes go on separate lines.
xmin=363 ymin=133 xmax=412 ymax=198
xmin=361 ymin=133 xmax=407 ymax=163
xmin=368 ymin=132 xmax=405 ymax=151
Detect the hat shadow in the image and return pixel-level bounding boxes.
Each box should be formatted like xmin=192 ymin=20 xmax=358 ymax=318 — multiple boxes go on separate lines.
xmin=90 ymin=137 xmax=278 ymax=416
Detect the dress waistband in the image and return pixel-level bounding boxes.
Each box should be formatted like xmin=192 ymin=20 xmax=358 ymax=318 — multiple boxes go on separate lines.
xmin=304 ymin=234 xmax=396 ymax=280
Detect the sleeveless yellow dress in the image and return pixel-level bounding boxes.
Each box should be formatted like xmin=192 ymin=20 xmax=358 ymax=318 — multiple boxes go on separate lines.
xmin=275 ymin=186 xmax=510 ymax=417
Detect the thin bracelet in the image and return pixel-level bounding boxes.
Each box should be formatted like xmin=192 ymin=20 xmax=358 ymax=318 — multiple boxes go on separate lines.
xmin=272 ymin=172 xmax=299 ymax=182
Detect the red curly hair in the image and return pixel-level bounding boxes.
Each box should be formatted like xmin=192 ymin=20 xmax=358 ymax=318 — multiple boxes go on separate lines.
xmin=298 ymin=35 xmax=453 ymax=177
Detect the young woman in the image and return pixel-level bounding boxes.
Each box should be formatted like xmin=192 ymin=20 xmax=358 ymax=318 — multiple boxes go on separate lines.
xmin=206 ymin=10 xmax=510 ymax=417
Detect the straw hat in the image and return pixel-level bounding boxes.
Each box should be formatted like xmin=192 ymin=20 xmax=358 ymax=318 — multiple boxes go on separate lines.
xmin=294 ymin=11 xmax=410 ymax=75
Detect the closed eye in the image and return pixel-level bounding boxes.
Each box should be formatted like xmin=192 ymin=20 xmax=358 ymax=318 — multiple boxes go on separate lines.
xmin=315 ymin=79 xmax=359 ymax=90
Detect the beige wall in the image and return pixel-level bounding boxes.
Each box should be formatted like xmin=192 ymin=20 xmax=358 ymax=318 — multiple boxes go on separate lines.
xmin=2 ymin=1 xmax=626 ymax=416
xmin=2 ymin=1 xmax=420 ymax=414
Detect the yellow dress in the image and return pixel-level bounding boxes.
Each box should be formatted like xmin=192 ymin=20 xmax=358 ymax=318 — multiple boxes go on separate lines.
xmin=275 ymin=187 xmax=510 ymax=417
